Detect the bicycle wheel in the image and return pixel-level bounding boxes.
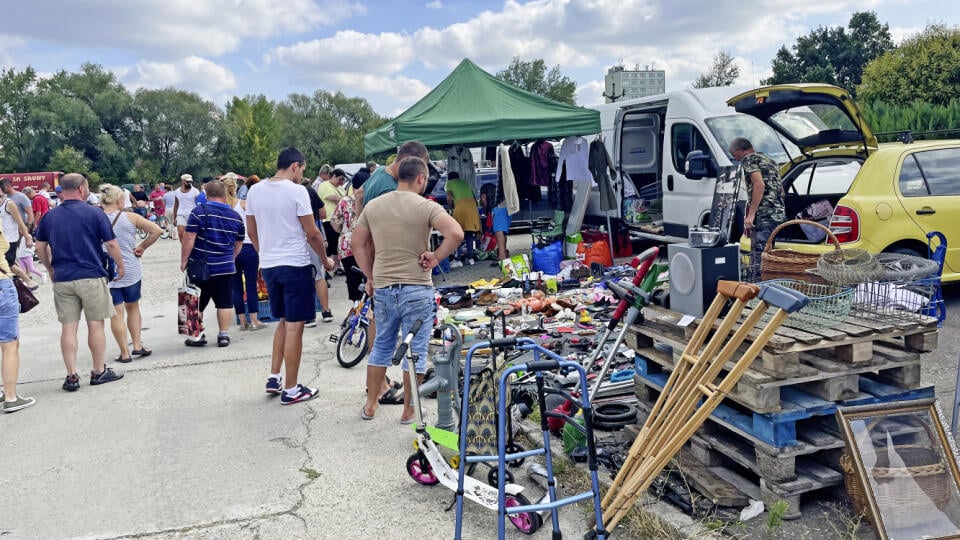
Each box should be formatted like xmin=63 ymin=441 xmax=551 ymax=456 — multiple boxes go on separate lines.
xmin=157 ymin=216 xmax=171 ymax=239
xmin=336 ymin=322 xmax=368 ymax=368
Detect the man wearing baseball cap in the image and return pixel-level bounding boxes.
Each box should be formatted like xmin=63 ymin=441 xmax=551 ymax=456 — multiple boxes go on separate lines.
xmin=172 ymin=174 xmax=200 ymax=244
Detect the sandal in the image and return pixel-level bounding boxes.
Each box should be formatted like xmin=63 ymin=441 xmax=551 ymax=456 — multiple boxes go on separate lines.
xmin=360 ymin=404 xmax=375 ymax=420
xmin=115 ymin=356 xmax=132 ymax=363
xmin=131 ymin=347 xmax=152 ymax=357
xmin=217 ymin=335 xmax=230 ymax=347
xmin=378 ymin=387 xmax=404 ymax=405
xmin=249 ymin=321 xmax=268 ymax=331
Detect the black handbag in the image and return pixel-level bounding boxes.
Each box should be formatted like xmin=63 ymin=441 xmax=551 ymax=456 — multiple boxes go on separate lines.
xmin=185 ymin=205 xmax=210 ymax=284
xmin=13 ymin=276 xmax=38 ymax=313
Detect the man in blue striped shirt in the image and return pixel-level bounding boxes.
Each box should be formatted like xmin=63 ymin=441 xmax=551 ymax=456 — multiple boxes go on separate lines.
xmin=180 ymin=180 xmax=245 ymax=347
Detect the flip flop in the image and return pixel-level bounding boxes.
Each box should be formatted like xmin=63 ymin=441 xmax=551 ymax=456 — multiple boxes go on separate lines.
xmin=131 ymin=347 xmax=152 ymax=357
xmin=400 ymin=415 xmax=416 ymax=425
xmin=360 ymin=405 xmax=375 ymax=420
xmin=249 ymin=321 xmax=268 ymax=331
xmin=115 ymin=356 xmax=132 ymax=363
xmin=378 ymin=387 xmax=404 ymax=405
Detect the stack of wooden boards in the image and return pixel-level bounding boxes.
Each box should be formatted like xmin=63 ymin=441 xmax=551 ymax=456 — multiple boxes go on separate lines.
xmin=626 ymin=304 xmax=940 ymax=518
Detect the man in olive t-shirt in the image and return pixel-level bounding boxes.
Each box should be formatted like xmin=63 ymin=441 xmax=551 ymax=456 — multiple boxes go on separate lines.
xmin=352 ymin=156 xmax=463 ymax=424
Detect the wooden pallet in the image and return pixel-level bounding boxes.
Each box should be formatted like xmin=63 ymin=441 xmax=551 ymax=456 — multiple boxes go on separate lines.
xmin=632 ymin=305 xmax=938 ymax=376
xmin=661 ymin=409 xmax=937 ymax=519
xmin=630 ymin=339 xmax=927 ymax=415
xmin=634 ymin=369 xmax=934 ymax=448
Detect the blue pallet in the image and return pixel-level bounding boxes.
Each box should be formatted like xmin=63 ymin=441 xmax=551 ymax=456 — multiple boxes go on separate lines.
xmin=634 ymin=356 xmax=934 ymax=448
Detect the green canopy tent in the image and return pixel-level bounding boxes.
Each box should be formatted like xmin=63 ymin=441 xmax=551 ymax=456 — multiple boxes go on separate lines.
xmin=364 ymin=59 xmax=600 ymax=155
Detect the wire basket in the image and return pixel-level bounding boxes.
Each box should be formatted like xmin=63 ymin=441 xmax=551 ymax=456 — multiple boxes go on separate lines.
xmin=817 ymin=249 xmax=883 ymax=286
xmin=749 ymin=279 xmax=855 ymax=331
xmin=850 ymin=252 xmax=942 ymax=326
xmin=852 ymin=277 xmax=941 ymax=326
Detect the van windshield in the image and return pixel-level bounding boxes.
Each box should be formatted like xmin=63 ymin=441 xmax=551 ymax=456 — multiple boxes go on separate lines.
xmin=705 ymin=115 xmax=799 ymax=165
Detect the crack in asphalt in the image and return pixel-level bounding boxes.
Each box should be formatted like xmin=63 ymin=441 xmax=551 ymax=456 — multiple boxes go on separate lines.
xmin=97 ymin=345 xmax=334 ymax=539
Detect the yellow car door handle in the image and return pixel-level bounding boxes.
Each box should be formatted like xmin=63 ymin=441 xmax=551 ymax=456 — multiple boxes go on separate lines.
xmin=916 ymin=207 xmax=936 ymax=215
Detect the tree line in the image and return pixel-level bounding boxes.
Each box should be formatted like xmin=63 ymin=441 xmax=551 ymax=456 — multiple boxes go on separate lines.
xmin=0 ymin=63 xmax=387 ymax=185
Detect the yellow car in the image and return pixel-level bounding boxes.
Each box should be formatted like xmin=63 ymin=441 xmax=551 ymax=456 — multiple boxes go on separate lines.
xmin=728 ymin=83 xmax=960 ymax=283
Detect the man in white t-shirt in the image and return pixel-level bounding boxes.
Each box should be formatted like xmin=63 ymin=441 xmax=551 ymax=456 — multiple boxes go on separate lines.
xmin=172 ymin=174 xmax=200 ymax=244
xmin=246 ymin=147 xmax=333 ymax=406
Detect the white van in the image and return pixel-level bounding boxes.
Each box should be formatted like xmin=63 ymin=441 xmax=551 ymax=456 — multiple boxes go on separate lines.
xmin=586 ymin=87 xmax=798 ymax=242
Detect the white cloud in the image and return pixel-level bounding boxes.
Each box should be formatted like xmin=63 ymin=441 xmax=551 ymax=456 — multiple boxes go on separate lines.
xmin=890 ymin=25 xmax=922 ymax=44
xmin=425 ymin=1 xmax=443 ymax=8
xmin=324 ymin=72 xmax=432 ymax=109
xmin=576 ymin=81 xmax=605 ymax=107
xmin=0 ymin=0 xmax=365 ymax=58
xmin=268 ymin=31 xmax=413 ymax=74
xmin=268 ymin=0 xmax=884 ymax=112
xmin=124 ymin=56 xmax=237 ymax=98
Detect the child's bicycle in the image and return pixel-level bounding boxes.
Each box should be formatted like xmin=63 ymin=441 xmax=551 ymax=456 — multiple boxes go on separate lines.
xmin=330 ymin=268 xmax=371 ymax=368
xmin=137 ymin=205 xmax=171 ymax=240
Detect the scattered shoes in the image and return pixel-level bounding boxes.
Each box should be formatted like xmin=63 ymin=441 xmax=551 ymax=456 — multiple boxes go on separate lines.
xmin=378 ymin=387 xmax=404 ymax=405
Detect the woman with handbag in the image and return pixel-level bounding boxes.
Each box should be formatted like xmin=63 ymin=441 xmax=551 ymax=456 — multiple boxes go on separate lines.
xmin=0 ymin=225 xmax=34 ymax=413
xmin=99 ymin=185 xmax=163 ymax=363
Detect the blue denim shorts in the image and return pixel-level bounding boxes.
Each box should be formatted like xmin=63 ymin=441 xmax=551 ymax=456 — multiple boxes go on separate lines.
xmin=110 ymin=280 xmax=143 ymax=305
xmin=262 ymin=265 xmax=315 ymax=323
xmin=369 ymin=284 xmax=435 ymax=373
xmin=0 ymin=278 xmax=20 ymax=343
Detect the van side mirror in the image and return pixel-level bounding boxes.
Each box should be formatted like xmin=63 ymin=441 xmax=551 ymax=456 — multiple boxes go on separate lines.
xmin=684 ymin=150 xmax=718 ymax=180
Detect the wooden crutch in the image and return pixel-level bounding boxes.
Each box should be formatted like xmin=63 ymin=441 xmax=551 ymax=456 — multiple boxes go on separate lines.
xmin=601 ymin=281 xmax=759 ymax=508
xmin=596 ymin=283 xmax=809 ymax=535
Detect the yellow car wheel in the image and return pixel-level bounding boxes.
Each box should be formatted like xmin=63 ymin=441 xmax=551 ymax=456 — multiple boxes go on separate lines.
xmin=448 ymin=455 xmax=460 ymax=469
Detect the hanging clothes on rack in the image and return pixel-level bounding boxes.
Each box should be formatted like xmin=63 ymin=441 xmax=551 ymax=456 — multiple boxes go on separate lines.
xmin=445 ymin=145 xmax=476 ymax=190
xmin=509 ymin=142 xmax=536 ymax=202
xmin=589 ymin=138 xmax=618 ymax=212
xmin=498 ymin=144 xmax=520 ymax=216
xmin=529 ymin=140 xmax=555 ymax=187
xmin=557 ymin=136 xmax=594 ymax=235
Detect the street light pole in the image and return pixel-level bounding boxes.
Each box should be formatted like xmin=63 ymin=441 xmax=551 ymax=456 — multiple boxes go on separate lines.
xmin=602 ymin=82 xmax=625 ymax=103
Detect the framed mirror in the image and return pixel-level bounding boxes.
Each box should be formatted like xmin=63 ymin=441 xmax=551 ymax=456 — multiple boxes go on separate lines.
xmin=837 ymin=399 xmax=960 ymax=539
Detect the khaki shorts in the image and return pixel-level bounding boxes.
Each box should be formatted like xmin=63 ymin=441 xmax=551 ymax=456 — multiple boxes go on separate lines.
xmin=53 ymin=277 xmax=115 ymax=324
xmin=176 ymin=215 xmax=189 ymax=227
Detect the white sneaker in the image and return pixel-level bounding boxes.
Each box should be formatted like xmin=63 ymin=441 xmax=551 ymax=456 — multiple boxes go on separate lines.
xmin=304 ymin=320 xmax=317 ymax=328
xmin=450 ymin=260 xmax=464 ymax=268
xmin=466 ymin=258 xmax=475 ymax=266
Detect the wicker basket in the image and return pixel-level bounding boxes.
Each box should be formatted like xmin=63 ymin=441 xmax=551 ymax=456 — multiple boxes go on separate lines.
xmin=761 ymin=220 xmax=841 ymax=284
xmin=840 ymin=421 xmax=951 ymax=530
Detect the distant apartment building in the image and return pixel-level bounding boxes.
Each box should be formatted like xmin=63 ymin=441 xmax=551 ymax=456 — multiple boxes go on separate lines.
xmin=603 ymin=64 xmax=666 ymax=102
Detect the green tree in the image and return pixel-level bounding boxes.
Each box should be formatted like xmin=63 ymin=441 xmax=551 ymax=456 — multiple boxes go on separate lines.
xmin=276 ymin=90 xmax=384 ymax=170
xmin=219 ymin=95 xmax=280 ymax=177
xmin=765 ymin=11 xmax=893 ymax=95
xmin=693 ymin=49 xmax=740 ymax=88
xmin=858 ymin=24 xmax=960 ymax=106
xmin=0 ymin=67 xmax=39 ymax=170
xmin=131 ymin=88 xmax=222 ymax=181
xmin=495 ymin=56 xmax=577 ymax=105
xmin=46 ymin=145 xmax=101 ymax=186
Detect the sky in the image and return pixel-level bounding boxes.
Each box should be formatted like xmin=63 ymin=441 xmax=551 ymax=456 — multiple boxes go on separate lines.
xmin=0 ymin=0 xmax=956 ymax=117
